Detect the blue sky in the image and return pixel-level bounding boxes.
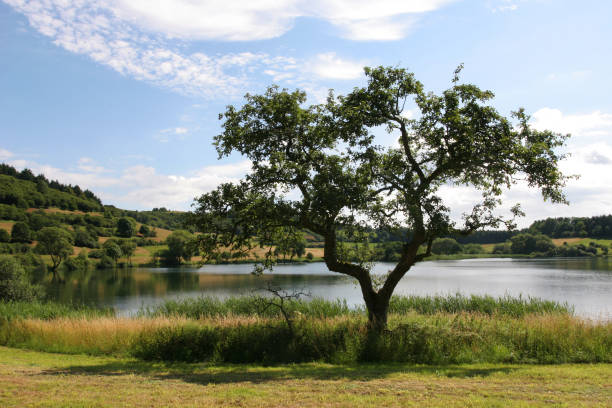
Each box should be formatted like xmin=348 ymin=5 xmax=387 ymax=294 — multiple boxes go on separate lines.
xmin=1 ymin=0 xmax=611 ymax=227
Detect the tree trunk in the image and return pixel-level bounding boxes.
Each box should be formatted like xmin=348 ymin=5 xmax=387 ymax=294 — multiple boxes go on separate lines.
xmin=364 ymin=292 xmax=391 ymax=333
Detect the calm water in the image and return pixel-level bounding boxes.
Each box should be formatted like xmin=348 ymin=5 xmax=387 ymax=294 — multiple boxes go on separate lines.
xmin=43 ymin=258 xmax=612 ymax=319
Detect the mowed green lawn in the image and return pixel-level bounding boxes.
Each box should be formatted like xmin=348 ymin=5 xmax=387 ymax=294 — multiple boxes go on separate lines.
xmin=0 ymin=347 xmax=610 ymax=407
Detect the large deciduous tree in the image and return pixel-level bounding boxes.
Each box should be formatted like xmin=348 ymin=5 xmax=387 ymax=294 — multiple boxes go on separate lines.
xmin=190 ymin=66 xmax=570 ymax=331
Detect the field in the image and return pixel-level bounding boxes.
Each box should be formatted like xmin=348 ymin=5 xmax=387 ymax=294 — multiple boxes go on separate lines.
xmin=0 ymin=346 xmax=610 ymax=407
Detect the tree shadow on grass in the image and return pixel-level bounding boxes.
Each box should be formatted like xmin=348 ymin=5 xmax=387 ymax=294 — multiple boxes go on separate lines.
xmin=40 ymin=360 xmax=518 ymax=385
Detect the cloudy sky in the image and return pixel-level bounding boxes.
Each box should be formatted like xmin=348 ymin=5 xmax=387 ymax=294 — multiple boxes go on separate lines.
xmin=1 ymin=0 xmax=611 ymax=227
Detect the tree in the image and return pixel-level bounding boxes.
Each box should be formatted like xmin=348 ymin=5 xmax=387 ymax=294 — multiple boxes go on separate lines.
xmin=35 ymin=227 xmax=74 ymax=281
xmin=431 ymin=238 xmax=463 ymax=255
xmin=190 ymin=66 xmax=569 ymax=332
xmin=119 ymin=239 xmax=137 ymax=265
xmin=0 ymin=255 xmax=43 ymax=301
xmin=165 ymin=230 xmax=198 ymax=264
xmin=116 ymin=217 xmax=135 ymax=238
xmin=103 ymin=240 xmax=122 ymax=266
xmin=139 ymin=224 xmax=150 ymax=236
xmin=11 ymin=222 xmax=32 ymax=243
xmin=74 ymin=228 xmax=98 ymax=248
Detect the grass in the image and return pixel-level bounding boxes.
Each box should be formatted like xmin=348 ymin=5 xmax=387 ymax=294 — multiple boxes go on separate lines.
xmin=139 ymin=294 xmax=573 ymax=319
xmin=0 ymin=300 xmax=113 ymax=321
xmin=0 ymin=346 xmax=610 ymax=407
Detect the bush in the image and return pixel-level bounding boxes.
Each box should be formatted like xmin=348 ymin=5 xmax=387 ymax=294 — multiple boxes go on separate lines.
xmin=0 ymin=229 xmax=10 ymax=243
xmin=0 ymin=255 xmax=43 ymax=301
xmin=96 ymin=254 xmax=115 ymax=269
xmin=11 ymin=222 xmax=31 ymax=243
xmin=431 ymin=238 xmax=462 ymax=255
xmin=64 ymin=251 xmax=91 ymax=272
xmin=462 ymin=243 xmax=484 ymax=254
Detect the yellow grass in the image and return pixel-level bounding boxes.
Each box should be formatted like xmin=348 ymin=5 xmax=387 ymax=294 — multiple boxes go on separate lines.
xmin=26 ymin=207 xmax=103 ymax=217
xmin=0 ymin=221 xmax=15 ymax=232
xmin=551 ymin=237 xmax=583 ymax=245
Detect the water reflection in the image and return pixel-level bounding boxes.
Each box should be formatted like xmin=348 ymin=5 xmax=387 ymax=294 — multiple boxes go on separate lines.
xmin=42 ymin=258 xmax=612 ymax=319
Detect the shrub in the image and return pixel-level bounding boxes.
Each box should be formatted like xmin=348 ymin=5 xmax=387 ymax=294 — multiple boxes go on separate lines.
xmin=96 ymin=254 xmax=115 ymax=269
xmin=0 ymin=255 xmax=43 ymax=301
xmin=431 ymin=238 xmax=462 ymax=255
xmin=11 ymin=222 xmax=31 ymax=243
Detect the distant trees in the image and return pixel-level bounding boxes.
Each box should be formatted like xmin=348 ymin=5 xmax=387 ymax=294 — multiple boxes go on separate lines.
xmin=74 ymin=228 xmax=98 ymax=248
xmin=165 ymin=230 xmax=198 ymax=264
xmin=0 ymin=255 xmax=43 ymax=301
xmin=102 ymin=240 xmax=122 ymax=266
xmin=0 ymin=163 xmax=102 ymax=211
xmin=35 ymin=227 xmax=74 ymax=281
xmin=11 ymin=222 xmax=32 ymax=243
xmin=431 ymin=238 xmax=463 ymax=255
xmin=509 ymin=233 xmax=555 ymax=255
xmin=116 ymin=217 xmax=135 ymax=238
xmin=529 ymin=215 xmax=612 ymax=239
xmin=119 ymin=240 xmax=137 ymax=265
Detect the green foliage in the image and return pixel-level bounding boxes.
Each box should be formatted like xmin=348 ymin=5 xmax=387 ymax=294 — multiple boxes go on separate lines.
xmin=530 ymin=214 xmax=612 ymax=238
xmin=73 ymin=228 xmax=98 ymax=248
xmin=493 ymin=241 xmax=512 ymax=254
xmin=164 ymin=230 xmax=198 ymax=264
xmin=431 ymin=238 xmax=463 ymax=255
xmin=35 ymin=227 xmax=74 ymax=278
xmin=462 ymin=243 xmax=484 ymax=254
xmin=102 ymin=240 xmax=122 ymax=264
xmin=119 ymin=239 xmax=137 ymax=264
xmin=0 ymin=255 xmax=43 ymax=301
xmin=0 ymin=170 xmax=102 ymax=212
xmin=96 ymin=254 xmax=115 ymax=269
xmin=510 ymin=233 xmax=555 ymax=254
xmin=63 ymin=250 xmax=90 ymax=272
xmin=11 ymin=222 xmax=31 ymax=243
xmin=0 ymin=229 xmax=9 ymax=243
xmin=115 ymin=217 xmax=135 ymax=238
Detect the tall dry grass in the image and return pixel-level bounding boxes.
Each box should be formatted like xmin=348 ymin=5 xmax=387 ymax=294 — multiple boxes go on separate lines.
xmin=1 ymin=312 xmax=609 ymax=364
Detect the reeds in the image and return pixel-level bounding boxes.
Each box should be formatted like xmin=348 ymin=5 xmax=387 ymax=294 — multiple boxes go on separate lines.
xmin=139 ymin=293 xmax=573 ymax=319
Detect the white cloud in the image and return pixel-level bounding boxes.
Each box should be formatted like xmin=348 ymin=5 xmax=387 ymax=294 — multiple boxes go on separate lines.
xmin=77 ymin=157 xmax=108 ymax=174
xmin=3 ymin=0 xmax=455 ymax=96
xmin=109 ymin=0 xmax=453 ymax=41
xmin=531 ymin=108 xmax=612 ymax=138
xmin=307 ymin=52 xmax=365 ymax=80
xmin=0 ymin=148 xmax=14 ymax=160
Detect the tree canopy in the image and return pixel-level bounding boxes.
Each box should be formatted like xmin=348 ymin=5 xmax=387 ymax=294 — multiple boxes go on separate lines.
xmin=35 ymin=226 xmax=74 ymax=281
xmin=190 ymin=65 xmax=570 ymax=331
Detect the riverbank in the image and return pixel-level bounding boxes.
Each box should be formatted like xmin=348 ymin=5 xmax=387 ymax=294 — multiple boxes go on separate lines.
xmin=1 ymin=346 xmax=610 ymax=407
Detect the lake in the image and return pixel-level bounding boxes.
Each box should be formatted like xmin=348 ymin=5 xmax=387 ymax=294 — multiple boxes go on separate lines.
xmin=44 ymin=258 xmax=612 ymax=319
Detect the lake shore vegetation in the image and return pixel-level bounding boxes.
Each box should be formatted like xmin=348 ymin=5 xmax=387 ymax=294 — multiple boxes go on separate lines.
xmin=1 ymin=294 xmax=609 ymax=365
